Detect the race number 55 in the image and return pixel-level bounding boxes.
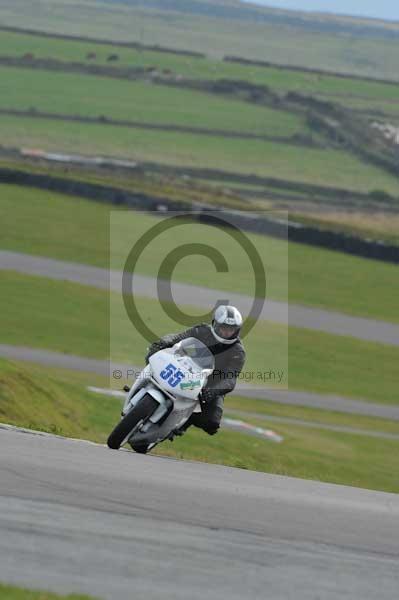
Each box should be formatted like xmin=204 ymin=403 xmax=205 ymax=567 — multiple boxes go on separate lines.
xmin=160 ymin=363 xmax=185 ymax=387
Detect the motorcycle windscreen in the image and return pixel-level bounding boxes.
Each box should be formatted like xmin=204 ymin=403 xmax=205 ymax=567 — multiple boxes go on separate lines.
xmin=175 ymin=337 xmax=215 ymax=371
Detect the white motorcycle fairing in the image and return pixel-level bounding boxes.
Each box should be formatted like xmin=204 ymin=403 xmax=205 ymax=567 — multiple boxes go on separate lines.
xmin=121 ymin=338 xmax=214 ymax=448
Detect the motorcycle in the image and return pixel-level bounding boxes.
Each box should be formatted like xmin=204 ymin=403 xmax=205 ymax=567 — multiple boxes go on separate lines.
xmin=107 ymin=337 xmax=215 ymax=454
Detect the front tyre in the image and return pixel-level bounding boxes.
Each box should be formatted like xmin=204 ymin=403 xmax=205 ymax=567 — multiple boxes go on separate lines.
xmin=131 ymin=442 xmax=150 ymax=454
xmin=107 ymin=394 xmax=158 ymax=450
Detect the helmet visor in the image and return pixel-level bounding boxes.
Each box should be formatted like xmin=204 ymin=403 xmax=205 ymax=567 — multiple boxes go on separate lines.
xmin=214 ymin=322 xmax=240 ymax=340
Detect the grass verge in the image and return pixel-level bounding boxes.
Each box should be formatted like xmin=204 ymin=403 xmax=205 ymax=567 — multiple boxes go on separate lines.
xmin=0 ymin=359 xmax=112 ymax=439
xmin=1 ymin=359 xmax=399 ymax=494
xmin=154 ymin=418 xmax=399 ymax=494
xmin=0 ymin=583 xmax=96 ymax=600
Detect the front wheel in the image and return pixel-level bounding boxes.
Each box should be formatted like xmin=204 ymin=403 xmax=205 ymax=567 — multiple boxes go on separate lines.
xmin=107 ymin=394 xmax=159 ymax=450
xmin=130 ymin=442 xmax=150 ymax=454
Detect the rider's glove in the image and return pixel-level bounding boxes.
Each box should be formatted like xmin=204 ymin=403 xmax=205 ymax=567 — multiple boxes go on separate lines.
xmin=199 ymin=388 xmax=218 ymax=405
xmin=145 ymin=341 xmax=166 ymax=364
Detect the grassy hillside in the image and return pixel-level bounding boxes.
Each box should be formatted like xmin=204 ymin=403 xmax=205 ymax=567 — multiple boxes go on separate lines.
xmin=0 ymin=65 xmax=306 ymax=137
xmin=2 ymin=28 xmax=399 ymax=102
xmin=2 ymin=1 xmax=399 ymax=79
xmin=0 ymin=359 xmax=112 ymax=442
xmin=2 ymin=27 xmax=399 ymax=125
xmin=2 ymin=114 xmax=398 ymax=195
xmin=1 ymin=27 xmax=399 ymax=211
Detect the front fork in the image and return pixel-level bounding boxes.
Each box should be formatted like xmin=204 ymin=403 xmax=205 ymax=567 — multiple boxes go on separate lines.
xmin=122 ymin=364 xmax=152 ymax=416
xmin=122 ymin=369 xmax=174 ymax=430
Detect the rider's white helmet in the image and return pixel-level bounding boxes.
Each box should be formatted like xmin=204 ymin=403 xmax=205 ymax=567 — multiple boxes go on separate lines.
xmin=211 ymin=305 xmax=243 ymax=344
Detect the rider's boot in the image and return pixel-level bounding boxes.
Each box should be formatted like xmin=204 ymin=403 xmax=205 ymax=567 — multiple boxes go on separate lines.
xmin=168 ymin=418 xmax=193 ymax=441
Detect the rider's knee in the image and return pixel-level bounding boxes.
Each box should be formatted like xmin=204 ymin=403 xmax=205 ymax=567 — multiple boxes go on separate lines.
xmin=203 ymin=421 xmax=220 ymax=436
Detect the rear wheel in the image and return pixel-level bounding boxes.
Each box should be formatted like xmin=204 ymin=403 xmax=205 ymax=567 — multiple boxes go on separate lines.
xmin=107 ymin=394 xmax=158 ymax=450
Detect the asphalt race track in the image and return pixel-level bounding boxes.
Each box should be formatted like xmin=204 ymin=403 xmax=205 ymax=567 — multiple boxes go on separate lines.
xmin=1 ymin=427 xmax=398 ymax=600
xmin=2 ymin=250 xmax=399 ymax=346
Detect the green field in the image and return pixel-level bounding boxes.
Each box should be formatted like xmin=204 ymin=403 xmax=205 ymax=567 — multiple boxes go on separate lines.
xmin=1 ymin=27 xmax=399 ymax=210
xmin=0 ymin=583 xmax=96 ymax=600
xmin=2 ymin=25 xmax=399 ymax=200
xmin=2 ymin=115 xmax=398 ymax=195
xmin=2 ymin=0 xmax=399 ymax=80
xmin=3 ymin=27 xmax=399 ymax=100
xmin=0 ymin=66 xmax=307 ymax=137
xmin=329 ymin=95 xmax=399 ymax=120
xmin=0 ymin=28 xmax=237 ymax=81
xmin=1 ymin=271 xmax=399 ymax=405
xmin=1 ymin=184 xmax=398 ymax=322
xmin=0 ymin=28 xmax=209 ymax=71
xmin=2 ymin=28 xmax=399 ymax=110
xmin=1 ymin=358 xmax=399 ymax=494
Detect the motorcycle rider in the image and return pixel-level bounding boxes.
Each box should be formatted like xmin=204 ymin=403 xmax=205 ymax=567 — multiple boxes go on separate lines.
xmin=145 ymin=305 xmax=246 ymax=436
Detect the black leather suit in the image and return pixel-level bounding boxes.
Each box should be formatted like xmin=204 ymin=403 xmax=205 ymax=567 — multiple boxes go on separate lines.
xmin=146 ymin=323 xmax=246 ymax=435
